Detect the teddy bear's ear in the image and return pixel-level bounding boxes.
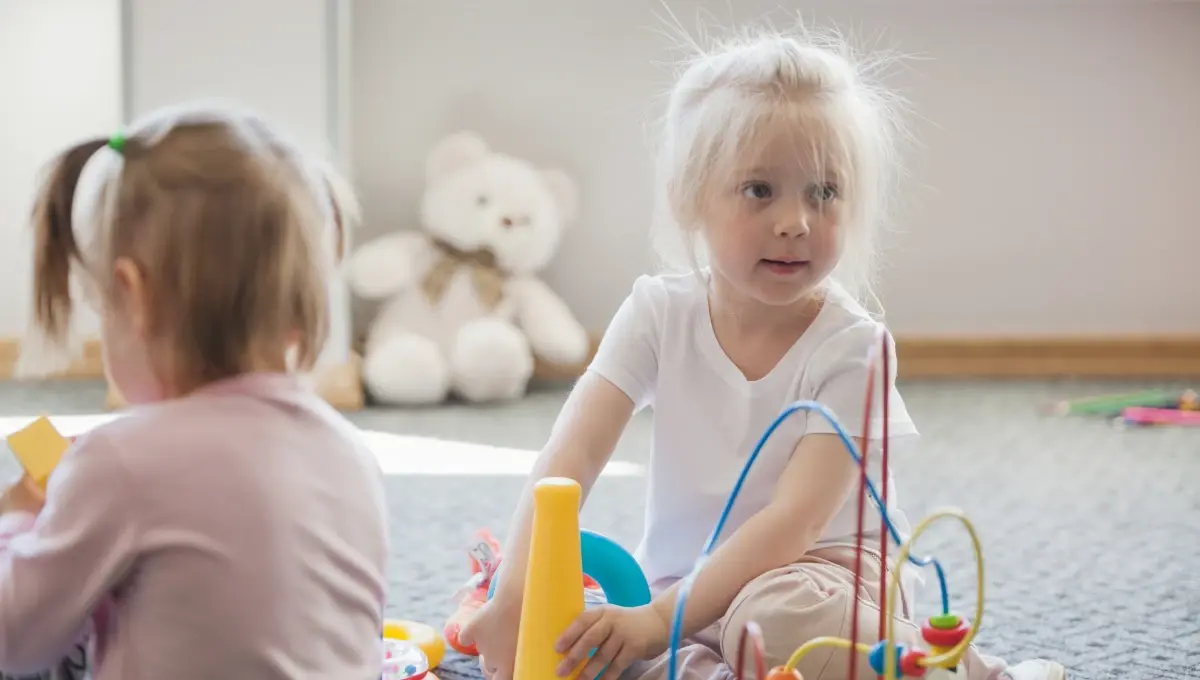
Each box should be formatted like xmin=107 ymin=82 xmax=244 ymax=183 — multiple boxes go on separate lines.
xmin=427 ymin=131 xmax=489 ymax=182
xmin=540 ymin=169 xmax=579 ymax=223
xmin=316 ymin=162 xmax=361 ymax=262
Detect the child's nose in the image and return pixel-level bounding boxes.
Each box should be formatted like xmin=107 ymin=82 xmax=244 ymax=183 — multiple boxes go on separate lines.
xmin=774 ymin=211 xmax=811 ymax=238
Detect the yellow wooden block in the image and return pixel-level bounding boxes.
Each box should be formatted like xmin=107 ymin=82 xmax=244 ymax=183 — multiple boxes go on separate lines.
xmin=6 ymin=416 xmax=70 ymax=487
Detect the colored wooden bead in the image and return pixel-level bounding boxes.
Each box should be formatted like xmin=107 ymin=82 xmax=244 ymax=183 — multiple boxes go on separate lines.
xmin=928 ymin=613 xmax=962 ymax=630
xmin=868 ymin=642 xmax=906 ymax=676
xmin=900 ymin=649 xmax=928 ymax=677
xmin=764 ymin=666 xmax=803 ymax=680
xmin=921 ymin=617 xmax=969 ymax=647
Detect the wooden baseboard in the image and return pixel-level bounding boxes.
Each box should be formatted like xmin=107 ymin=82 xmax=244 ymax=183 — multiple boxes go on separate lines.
xmin=104 ymin=356 xmax=365 ymax=411
xmin=895 ymin=336 xmax=1200 ymax=378
xmin=2 ymin=338 xmax=365 ymax=411
xmin=3 ymin=334 xmax=1197 ymax=397
xmin=534 ymin=335 xmax=1200 ymax=380
xmin=0 ymin=339 xmax=105 ymax=380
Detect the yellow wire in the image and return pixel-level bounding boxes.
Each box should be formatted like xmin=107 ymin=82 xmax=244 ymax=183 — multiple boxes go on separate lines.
xmin=784 ymin=637 xmax=873 ymax=671
xmin=778 ymin=508 xmax=986 ymax=679
xmin=884 ymin=508 xmax=985 ymax=680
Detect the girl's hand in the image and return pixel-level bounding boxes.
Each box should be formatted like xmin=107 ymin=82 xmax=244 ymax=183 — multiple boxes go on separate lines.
xmin=555 ymin=605 xmax=670 ymax=680
xmin=0 ymin=474 xmax=46 ymax=516
xmin=459 ymin=597 xmax=522 ymax=680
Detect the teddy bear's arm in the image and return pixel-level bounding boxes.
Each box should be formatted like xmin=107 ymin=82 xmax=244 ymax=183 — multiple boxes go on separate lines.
xmin=508 ymin=277 xmax=591 ymax=366
xmin=346 ymin=232 xmax=435 ymax=300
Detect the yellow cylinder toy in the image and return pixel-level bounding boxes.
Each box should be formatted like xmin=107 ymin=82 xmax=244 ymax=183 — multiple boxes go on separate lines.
xmin=514 ymin=477 xmax=586 ymax=680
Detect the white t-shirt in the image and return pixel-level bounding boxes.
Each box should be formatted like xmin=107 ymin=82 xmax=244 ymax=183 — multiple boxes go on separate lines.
xmin=587 ymin=271 xmax=920 ymax=592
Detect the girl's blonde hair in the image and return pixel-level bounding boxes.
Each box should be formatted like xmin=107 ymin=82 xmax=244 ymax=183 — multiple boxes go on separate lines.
xmin=651 ymin=22 xmax=908 ymax=312
xmin=24 ymin=103 xmax=358 ymax=393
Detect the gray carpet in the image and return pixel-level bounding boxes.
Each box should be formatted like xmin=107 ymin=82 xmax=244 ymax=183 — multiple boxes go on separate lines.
xmin=1 ymin=379 xmax=1197 ymax=680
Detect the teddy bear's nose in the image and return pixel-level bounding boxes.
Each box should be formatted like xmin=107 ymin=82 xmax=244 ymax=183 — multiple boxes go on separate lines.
xmin=500 ymin=215 xmax=528 ymax=229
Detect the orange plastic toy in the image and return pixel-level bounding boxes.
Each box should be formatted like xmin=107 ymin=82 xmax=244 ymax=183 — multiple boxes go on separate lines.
xmin=443 ymin=527 xmax=601 ymax=657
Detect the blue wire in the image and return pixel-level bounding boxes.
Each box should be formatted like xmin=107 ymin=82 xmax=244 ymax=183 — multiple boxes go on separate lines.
xmin=665 ymin=400 xmax=950 ymax=680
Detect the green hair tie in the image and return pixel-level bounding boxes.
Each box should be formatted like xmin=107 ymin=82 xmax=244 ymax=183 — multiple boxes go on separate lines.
xmin=107 ymin=132 xmax=126 ymax=153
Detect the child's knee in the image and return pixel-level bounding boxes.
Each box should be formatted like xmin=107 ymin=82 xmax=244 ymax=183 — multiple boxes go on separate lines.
xmin=719 ymin=564 xmax=856 ymax=680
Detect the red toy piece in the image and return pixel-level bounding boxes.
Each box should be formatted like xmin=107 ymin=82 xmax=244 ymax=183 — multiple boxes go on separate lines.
xmin=443 ymin=529 xmax=502 ymax=655
xmin=921 ymin=615 xmax=970 ymax=647
xmin=900 ymin=648 xmax=928 ymax=677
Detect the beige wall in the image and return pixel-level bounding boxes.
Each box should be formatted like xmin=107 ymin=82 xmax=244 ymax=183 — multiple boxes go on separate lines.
xmin=0 ymin=0 xmax=355 ymax=364
xmin=350 ymin=0 xmax=1200 ymax=337
xmin=0 ymin=0 xmax=122 ymax=338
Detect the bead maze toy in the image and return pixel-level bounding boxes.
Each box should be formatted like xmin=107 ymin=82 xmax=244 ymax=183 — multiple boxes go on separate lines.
xmin=494 ymin=328 xmax=995 ymax=680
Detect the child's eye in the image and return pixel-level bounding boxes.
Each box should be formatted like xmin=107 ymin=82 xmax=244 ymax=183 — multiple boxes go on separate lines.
xmin=808 ymin=182 xmax=839 ymax=202
xmin=741 ymin=182 xmax=772 ymax=200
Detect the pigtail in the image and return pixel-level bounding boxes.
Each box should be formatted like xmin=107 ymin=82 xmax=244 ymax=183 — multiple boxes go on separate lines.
xmin=30 ymin=139 xmax=107 ymax=344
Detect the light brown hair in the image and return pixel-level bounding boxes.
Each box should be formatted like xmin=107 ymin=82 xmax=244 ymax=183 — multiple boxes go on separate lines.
xmin=29 ymin=104 xmax=357 ymax=394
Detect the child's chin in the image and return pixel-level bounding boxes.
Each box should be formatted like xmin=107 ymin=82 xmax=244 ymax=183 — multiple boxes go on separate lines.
xmin=751 ymin=279 xmax=818 ymax=305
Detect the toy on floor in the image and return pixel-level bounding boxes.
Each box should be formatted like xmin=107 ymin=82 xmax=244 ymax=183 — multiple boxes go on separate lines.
xmin=495 ymin=327 xmax=998 ymax=680
xmin=443 ymin=527 xmax=619 ymax=657
xmin=444 ymin=528 xmax=505 ymax=656
xmin=5 ymin=415 xmax=73 ymax=502
xmin=383 ymin=638 xmax=433 ymax=680
xmin=1042 ymin=388 xmax=1196 ymax=417
xmin=1118 ymin=405 xmax=1200 ymax=427
xmin=384 ymin=619 xmax=446 ymax=669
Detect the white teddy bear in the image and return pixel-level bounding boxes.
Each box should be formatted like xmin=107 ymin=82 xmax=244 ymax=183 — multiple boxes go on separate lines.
xmin=348 ymin=131 xmax=591 ymax=405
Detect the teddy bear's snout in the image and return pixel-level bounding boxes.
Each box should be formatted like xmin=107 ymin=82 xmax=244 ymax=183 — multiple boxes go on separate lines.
xmin=500 ymin=215 xmax=531 ymax=229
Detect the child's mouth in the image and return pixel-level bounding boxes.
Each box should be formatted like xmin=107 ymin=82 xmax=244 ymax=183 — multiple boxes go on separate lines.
xmin=760 ymin=259 xmax=810 ymax=275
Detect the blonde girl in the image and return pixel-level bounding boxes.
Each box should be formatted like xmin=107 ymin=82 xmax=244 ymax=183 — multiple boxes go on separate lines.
xmin=458 ymin=25 xmax=1065 ymax=680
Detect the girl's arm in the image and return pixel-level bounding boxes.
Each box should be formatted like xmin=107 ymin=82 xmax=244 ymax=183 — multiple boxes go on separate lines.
xmin=491 ymin=371 xmax=636 ymax=607
xmin=648 ymin=433 xmax=863 ymax=639
xmin=0 ymin=432 xmax=137 ymax=674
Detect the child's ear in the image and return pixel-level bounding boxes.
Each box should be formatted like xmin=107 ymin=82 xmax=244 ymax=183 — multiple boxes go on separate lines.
xmin=539 ymin=169 xmax=579 ymax=223
xmin=112 ymin=257 xmax=150 ymax=336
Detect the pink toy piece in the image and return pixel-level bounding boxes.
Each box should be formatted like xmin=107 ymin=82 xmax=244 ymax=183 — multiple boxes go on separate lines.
xmin=1122 ymin=406 xmax=1200 ymax=426
xmin=382 ymin=638 xmax=429 ymax=680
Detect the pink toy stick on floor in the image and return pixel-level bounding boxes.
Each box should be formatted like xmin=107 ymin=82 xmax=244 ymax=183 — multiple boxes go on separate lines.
xmin=1121 ymin=406 xmax=1200 ymax=426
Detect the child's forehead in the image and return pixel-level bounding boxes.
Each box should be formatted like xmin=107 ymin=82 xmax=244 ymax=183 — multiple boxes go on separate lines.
xmin=729 ymin=120 xmax=844 ymax=176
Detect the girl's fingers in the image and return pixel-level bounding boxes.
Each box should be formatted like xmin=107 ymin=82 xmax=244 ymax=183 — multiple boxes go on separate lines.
xmin=579 ymin=635 xmax=623 ymax=680
xmin=558 ymin=614 xmax=612 ymax=676
xmin=556 ymin=609 xmax=603 ymax=654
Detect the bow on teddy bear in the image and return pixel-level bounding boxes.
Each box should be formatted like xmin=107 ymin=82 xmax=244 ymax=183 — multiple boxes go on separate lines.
xmin=348 ymin=131 xmax=591 ymax=406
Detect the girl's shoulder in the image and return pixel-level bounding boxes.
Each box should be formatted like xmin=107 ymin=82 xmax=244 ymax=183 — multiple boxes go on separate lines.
xmin=627 ymin=270 xmax=706 ymax=302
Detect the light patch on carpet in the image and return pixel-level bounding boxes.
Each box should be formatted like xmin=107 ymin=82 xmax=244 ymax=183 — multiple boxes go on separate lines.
xmin=0 ymin=414 xmax=644 ymax=477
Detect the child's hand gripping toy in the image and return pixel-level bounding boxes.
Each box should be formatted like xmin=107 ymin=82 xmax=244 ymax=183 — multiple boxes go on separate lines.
xmin=5 ymin=416 xmax=72 ymax=506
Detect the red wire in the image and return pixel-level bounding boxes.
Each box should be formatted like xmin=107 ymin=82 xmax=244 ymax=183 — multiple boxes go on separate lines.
xmin=847 ymin=329 xmax=895 ymax=680
xmin=879 ymin=330 xmax=892 ymax=648
xmin=735 ymin=621 xmax=766 ymax=680
xmin=846 ymin=334 xmax=879 ymax=680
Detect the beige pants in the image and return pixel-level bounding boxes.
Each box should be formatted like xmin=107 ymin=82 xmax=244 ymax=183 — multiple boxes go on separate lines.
xmin=625 ymin=546 xmax=1009 ymax=680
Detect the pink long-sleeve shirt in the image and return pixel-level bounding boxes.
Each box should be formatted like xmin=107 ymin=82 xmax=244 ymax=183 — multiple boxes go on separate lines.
xmin=0 ymin=372 xmax=389 ymax=679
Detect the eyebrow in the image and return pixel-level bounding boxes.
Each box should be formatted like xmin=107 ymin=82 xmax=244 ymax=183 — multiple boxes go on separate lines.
xmin=735 ymin=166 xmax=842 ymax=181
